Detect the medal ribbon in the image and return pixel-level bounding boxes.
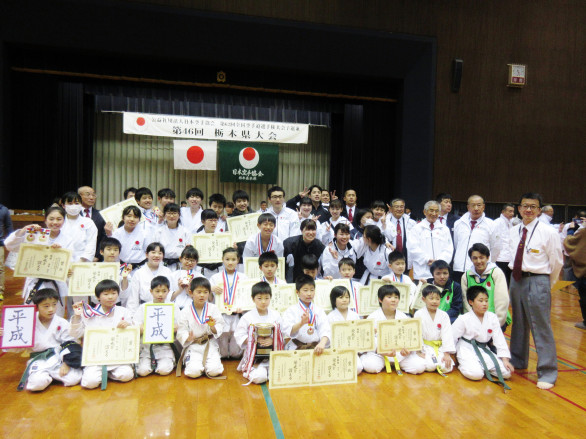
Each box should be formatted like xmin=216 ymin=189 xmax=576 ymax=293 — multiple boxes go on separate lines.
xmin=83 ymin=304 xmax=115 ymax=318
xmin=223 ymin=270 xmax=238 ymax=306
xmin=298 ymin=300 xmax=316 ymax=326
xmin=256 ymin=233 xmax=274 ymax=254
xmin=262 ymin=275 xmax=277 ymax=284
xmin=119 ymin=263 xmax=128 ymax=275
xmin=349 ymin=279 xmax=359 ymax=314
xmin=191 ymin=302 xmax=209 ymax=325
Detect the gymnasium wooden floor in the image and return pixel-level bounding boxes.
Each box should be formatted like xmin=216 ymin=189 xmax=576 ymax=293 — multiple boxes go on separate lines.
xmin=1 ymin=270 xmax=585 ymax=439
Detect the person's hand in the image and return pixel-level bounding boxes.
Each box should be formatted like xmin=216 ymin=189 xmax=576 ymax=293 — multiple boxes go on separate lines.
xmin=328 ymin=243 xmax=339 ymax=260
xmin=442 ymin=352 xmax=452 ymax=368
xmin=296 ymin=208 xmax=302 ymax=220
xmin=311 ymin=215 xmax=321 ymax=222
xmin=385 ymin=242 xmax=394 ymax=250
xmin=105 ymin=222 xmax=114 ymax=236
xmin=185 ymin=331 xmax=196 ymax=344
xmin=400 ymin=348 xmax=409 ymax=357
xmin=235 ymin=308 xmax=243 ymax=314
xmin=51 ymin=243 xmax=62 ymax=249
xmin=72 ymin=302 xmax=84 ymax=316
xmin=314 ymin=339 xmax=327 ymax=356
xmin=117 ymin=319 xmax=130 ymax=329
xmin=258 ymin=336 xmax=273 ymax=347
xmin=212 ymin=285 xmax=223 ymax=295
xmin=122 ymin=264 xmax=132 ymax=278
xmin=298 ymin=187 xmax=309 ymax=198
xmin=386 ymin=203 xmax=393 ymax=212
xmin=427 ymin=259 xmax=434 ymax=266
xmin=502 ymin=357 xmax=515 ymax=374
xmin=324 ymin=276 xmax=333 ymax=281
xmin=330 ymin=190 xmax=338 ymax=201
xmin=207 ymin=317 xmax=216 ymax=327
xmin=300 ymin=311 xmax=309 ymax=326
xmin=67 ymin=268 xmax=74 ymax=278
xmin=419 ymin=278 xmax=428 ymax=284
xmin=59 ymin=363 xmax=71 ymax=377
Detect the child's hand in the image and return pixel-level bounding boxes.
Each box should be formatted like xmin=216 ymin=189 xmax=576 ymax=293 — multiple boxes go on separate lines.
xmin=324 ymin=276 xmax=333 ymax=281
xmin=117 ymin=320 xmax=130 ymax=329
xmin=232 ymin=242 xmax=238 ymax=249
xmin=419 ymin=278 xmax=428 ymax=284
xmin=300 ymin=311 xmax=309 ymax=326
xmin=427 ymin=259 xmax=435 ymax=266
xmin=122 ymin=264 xmax=132 ymax=278
xmin=502 ymin=357 xmax=515 ymax=374
xmin=185 ymin=331 xmax=196 ymax=344
xmin=211 ymin=285 xmax=223 ymax=295
xmin=296 ymin=208 xmax=302 ymax=220
xmin=400 ymin=348 xmax=409 ymax=357
xmin=311 ymin=214 xmax=321 ymax=222
xmin=386 ymin=349 xmax=396 ymax=357
xmin=72 ymin=302 xmax=84 ymax=316
xmin=314 ymin=340 xmax=327 ymax=356
xmin=67 ymin=268 xmax=74 ymax=278
xmin=59 ymin=363 xmax=71 ymax=377
xmin=442 ymin=353 xmax=452 ymax=368
xmin=258 ymin=336 xmax=273 ymax=347
xmin=105 ymin=222 xmax=114 ymax=236
xmin=235 ymin=308 xmax=242 ymax=314
xmin=51 ymin=243 xmax=62 ymax=249
xmin=385 ymin=242 xmax=393 ymax=250
xmin=327 ymin=243 xmax=339 ymax=260
xmin=207 ymin=317 xmax=216 ymax=327
xmin=417 ymin=352 xmax=425 ymax=358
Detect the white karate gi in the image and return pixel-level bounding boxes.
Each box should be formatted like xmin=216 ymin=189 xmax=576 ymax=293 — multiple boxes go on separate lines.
xmin=70 ymin=306 xmax=135 ymax=389
xmin=407 ymin=220 xmax=453 ymax=280
xmin=176 ymin=303 xmax=225 ymax=378
xmin=150 ymin=223 xmax=192 ymax=266
xmin=321 ymin=241 xmax=356 ymax=279
xmin=133 ymin=301 xmax=181 ymax=376
xmin=413 ymin=307 xmax=455 ymax=373
xmin=126 ymin=264 xmax=174 ymax=314
xmin=326 ymin=308 xmax=363 ymax=374
xmin=243 ymin=233 xmax=285 ymax=258
xmin=381 ymin=272 xmax=418 ymax=309
xmin=452 ymin=311 xmax=511 ymax=381
xmin=112 ymin=224 xmax=149 ymax=264
xmin=22 ymin=315 xmax=82 ymax=391
xmin=352 ymin=239 xmax=391 ymax=284
xmin=281 ymin=301 xmax=331 ymax=349
xmin=180 ymin=206 xmax=203 ymax=234
xmin=63 ymin=215 xmax=98 ymax=262
xmin=235 ymin=308 xmax=283 ymax=384
xmin=267 ymin=206 xmax=299 ymax=241
xmin=361 ymin=308 xmax=426 ymax=374
xmin=209 ymin=270 xmax=249 ymax=358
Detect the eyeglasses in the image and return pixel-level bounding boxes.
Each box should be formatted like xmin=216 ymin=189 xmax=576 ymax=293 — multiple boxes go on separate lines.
xmin=165 ymin=212 xmax=179 ymax=216
xmin=520 ymin=204 xmax=540 ymax=211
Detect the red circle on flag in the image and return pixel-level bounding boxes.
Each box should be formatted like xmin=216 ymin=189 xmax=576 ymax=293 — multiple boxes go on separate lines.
xmin=136 ymin=117 xmax=146 ymax=126
xmin=243 ymin=147 xmax=256 ymax=161
xmin=187 ymin=146 xmax=205 ymax=164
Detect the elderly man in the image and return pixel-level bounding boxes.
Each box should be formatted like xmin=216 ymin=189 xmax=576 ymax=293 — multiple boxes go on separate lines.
xmin=78 ymin=186 xmax=106 ymax=261
xmin=407 ymin=200 xmax=453 ymax=281
xmin=509 ymin=193 xmax=563 ymax=390
xmin=491 ymin=203 xmax=516 ymax=286
xmin=384 ymin=198 xmax=417 ymax=270
xmin=452 ymin=195 xmax=497 ymax=283
xmin=539 ymin=205 xmax=555 ymax=226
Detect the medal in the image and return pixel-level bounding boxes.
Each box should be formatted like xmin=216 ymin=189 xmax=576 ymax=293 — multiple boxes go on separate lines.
xmin=299 ymin=300 xmax=316 ymax=335
xmin=307 ymin=326 xmax=314 ymax=335
xmin=222 ymin=269 xmax=238 ymax=314
xmin=191 ymin=302 xmax=209 ymax=325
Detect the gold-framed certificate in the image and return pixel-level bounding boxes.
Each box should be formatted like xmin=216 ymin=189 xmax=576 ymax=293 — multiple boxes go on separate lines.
xmin=215 ymin=279 xmax=256 ymax=313
xmin=377 ymin=319 xmax=422 ymax=353
xmin=314 ymin=279 xmax=351 ymax=312
xmin=268 ymin=283 xmax=298 ymax=312
xmin=244 ymin=257 xmax=285 ymax=280
xmin=143 ymin=303 xmax=175 ymax=344
xmin=100 ymin=197 xmax=142 ymax=226
xmin=269 ymin=349 xmax=357 ymax=389
xmin=14 ymin=244 xmax=71 ymax=282
xmin=330 ymin=319 xmax=375 ymax=352
xmin=69 ymin=262 xmax=119 ymax=297
xmin=226 ymin=213 xmax=261 ymax=243
xmin=192 ymin=233 xmax=233 ymax=263
xmin=81 ymin=326 xmax=141 ymax=366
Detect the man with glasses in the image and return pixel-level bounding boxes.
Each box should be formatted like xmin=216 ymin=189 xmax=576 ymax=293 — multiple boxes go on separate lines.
xmin=78 ymin=186 xmax=106 ymax=261
xmin=266 ymin=186 xmax=299 ymax=241
xmin=509 ymin=193 xmax=562 ymax=390
xmin=384 ymin=198 xmax=416 ymax=270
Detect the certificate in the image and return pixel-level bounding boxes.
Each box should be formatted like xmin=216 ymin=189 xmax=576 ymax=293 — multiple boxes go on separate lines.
xmin=330 ymin=319 xmax=375 ymax=352
xmin=365 ymin=279 xmax=410 ymax=314
xmin=13 ymin=244 xmax=71 ymax=282
xmin=69 ymin=262 xmax=119 ymax=297
xmin=358 ymin=285 xmax=376 ymax=316
xmin=1 ymin=305 xmax=36 ymax=349
xmin=268 ymin=283 xmax=298 ymax=312
xmin=81 ymin=326 xmax=141 ymax=366
xmin=312 ymin=349 xmax=357 ymax=386
xmin=411 ymin=283 xmax=436 ymax=312
xmin=377 ymin=319 xmax=422 ymax=353
xmin=100 ymin=198 xmax=142 ymax=226
xmin=192 ymin=233 xmax=233 ymax=263
xmin=269 ymin=349 xmax=313 ymax=389
xmin=143 ymin=303 xmax=175 ymax=344
xmin=244 ymin=257 xmax=285 ymax=280
xmin=226 ymin=213 xmax=260 ymax=243
xmin=314 ymin=279 xmax=351 ymax=312
xmin=386 ymin=281 xmax=411 ymax=313
xmin=215 ymin=279 xmax=256 ymax=313
xmin=269 ymin=349 xmax=357 ymax=389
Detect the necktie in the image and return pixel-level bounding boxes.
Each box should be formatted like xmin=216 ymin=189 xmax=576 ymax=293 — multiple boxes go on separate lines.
xmin=512 ymin=227 xmax=528 ymax=281
xmin=470 ymin=220 xmax=477 ymax=230
xmin=348 ymin=207 xmax=353 ymax=222
xmin=396 ymin=221 xmax=403 ymax=252
xmin=430 ymin=222 xmax=434 ymax=231
xmin=439 ymin=216 xmax=444 ymax=224
xmin=85 ymin=208 xmax=90 ymax=218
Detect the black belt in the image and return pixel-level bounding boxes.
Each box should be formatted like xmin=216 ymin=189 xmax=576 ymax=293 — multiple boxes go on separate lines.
xmin=120 ymin=259 xmax=147 ymax=269
xmin=164 ymin=258 xmax=180 ymax=267
xmin=521 ymin=271 xmax=547 ymax=278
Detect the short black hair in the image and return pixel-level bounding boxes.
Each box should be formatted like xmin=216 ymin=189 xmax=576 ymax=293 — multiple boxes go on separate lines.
xmin=370 ymin=200 xmax=387 ymax=211
xmin=295 ymin=274 xmax=315 ymax=291
xmin=259 ymin=251 xmax=279 ymax=266
xmin=95 ymin=279 xmax=120 ymax=298
xmin=338 ymin=257 xmax=355 ymax=269
xmin=157 ymin=188 xmax=176 ymax=199
xmin=258 ymin=213 xmax=276 ymax=225
xmin=146 ymin=241 xmax=165 ymax=256
xmin=190 ymin=276 xmax=211 ymax=292
xmin=209 ymin=193 xmax=227 ymax=207
xmin=388 ymin=250 xmax=406 ymax=264
xmin=222 ymin=247 xmax=239 ymax=260
xmin=299 ymin=197 xmax=313 ymax=206
xmin=329 ymin=199 xmax=343 ymax=209
xmin=300 ymin=219 xmax=317 ymax=231
xmin=378 ymin=284 xmax=400 ymax=305
xmin=467 ymin=285 xmax=489 ymax=303
xmin=267 ymin=186 xmax=285 ymax=199
xmin=124 ymin=187 xmax=138 ymax=199
xmin=32 ymin=288 xmax=60 ymax=305
xmin=135 ymin=187 xmax=153 ymax=202
xmin=163 ymin=203 xmax=181 ymax=215
xmin=180 ymin=245 xmax=199 ymax=261
xmin=232 ymin=189 xmax=250 ymax=203
xmin=422 ymin=285 xmax=441 ymax=298
xmin=430 ymin=259 xmax=450 ymax=275
xmin=201 ymin=209 xmax=219 ymax=221
xmin=99 ymin=237 xmax=122 ymax=252
xmin=334 ymin=223 xmax=351 ymax=235
xmin=251 ymin=281 xmax=272 ymax=298
xmin=502 ymin=203 xmax=515 ymax=211
xmin=186 ymin=187 xmax=204 ymax=200
xmin=330 ymin=286 xmax=350 ymax=310
xmin=61 ymin=191 xmax=82 ymax=205
xmin=468 ymin=242 xmax=490 ymax=258
xmin=301 ymin=254 xmax=319 ymax=270
xmin=151 ymin=275 xmax=170 ymax=290
xmin=436 ymin=193 xmax=452 ymax=203
xmin=519 ymin=193 xmax=543 ymax=207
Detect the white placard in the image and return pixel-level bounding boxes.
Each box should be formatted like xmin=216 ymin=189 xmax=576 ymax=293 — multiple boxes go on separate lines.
xmin=143 ymin=303 xmax=175 ymax=344
xmin=1 ymin=306 xmax=36 ymax=349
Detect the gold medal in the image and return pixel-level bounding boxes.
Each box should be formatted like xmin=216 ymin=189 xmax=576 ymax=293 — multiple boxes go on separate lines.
xmin=225 ymin=304 xmax=233 ymax=315
xmin=307 ymin=326 xmax=314 ymax=335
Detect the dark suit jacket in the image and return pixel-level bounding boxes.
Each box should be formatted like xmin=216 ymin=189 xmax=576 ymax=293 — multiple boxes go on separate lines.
xmin=91 ymin=208 xmax=106 ymax=260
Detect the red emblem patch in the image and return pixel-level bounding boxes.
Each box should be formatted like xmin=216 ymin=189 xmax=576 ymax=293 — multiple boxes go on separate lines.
xmin=179 ymin=238 xmax=183 ymax=243
xmin=135 ymin=241 xmax=140 ymax=245
xmin=488 ymin=329 xmax=493 ymax=334
xmin=57 ymin=326 xmax=61 ymax=331
xmin=437 ymin=324 xmax=442 ymax=329
xmin=80 ymin=224 xmax=84 ymax=228
xmin=487 ymin=282 xmax=491 ymax=287
xmin=376 ymin=262 xmax=381 ymax=266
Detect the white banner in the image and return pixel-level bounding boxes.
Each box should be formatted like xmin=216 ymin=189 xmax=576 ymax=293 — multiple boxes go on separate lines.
xmin=173 ymin=139 xmax=217 ymax=170
xmin=123 ymin=112 xmax=308 ymax=144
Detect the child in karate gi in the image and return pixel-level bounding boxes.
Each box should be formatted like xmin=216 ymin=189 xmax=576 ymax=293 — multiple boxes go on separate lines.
xmin=382 ymin=250 xmax=417 ymax=310
xmin=98 ymin=237 xmax=132 ymax=307
xmin=176 ymin=277 xmax=225 ymax=379
xmin=243 ymin=213 xmax=284 ymax=258
xmin=414 ymin=285 xmax=455 ymax=374
xmin=321 ymin=223 xmax=356 ymax=279
xmin=170 ymin=246 xmax=205 ymax=310
xmin=1 ymin=288 xmax=82 ymax=392
xmin=235 ymin=281 xmax=284 ymax=384
xmin=338 ymin=258 xmax=362 ymax=315
xmin=258 ymin=251 xmax=286 ymax=284
xmin=108 ymin=205 xmax=149 ymax=269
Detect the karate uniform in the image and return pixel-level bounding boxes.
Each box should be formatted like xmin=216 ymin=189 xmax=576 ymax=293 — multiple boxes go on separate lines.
xmin=133 ymin=301 xmax=181 ymax=376
xmin=150 ymin=224 xmax=192 ymax=269
xmin=243 ymin=233 xmax=285 ymax=258
xmin=126 ymin=264 xmax=174 ymax=314
xmin=317 ymin=216 xmax=353 ymax=245
xmin=209 ymin=270 xmax=249 ymax=358
xmin=452 ymin=311 xmax=511 ymax=381
xmin=177 ymin=303 xmax=225 ymax=378
xmin=352 ymin=239 xmax=391 ymax=284
xmin=361 ymin=308 xmax=426 ymax=374
xmin=407 ymin=220 xmax=453 ymax=280
xmin=381 ymin=272 xmax=418 ymax=309
xmin=321 ymin=241 xmax=356 ymax=279
xmin=179 ymin=206 xmax=203 ymax=234
xmin=21 ymin=315 xmax=82 ymax=391
xmin=235 ymin=308 xmax=283 ymax=384
xmin=112 ymin=224 xmax=148 ymax=264
xmin=281 ymin=301 xmax=331 ymax=350
xmin=327 ymin=308 xmax=363 ymax=374
xmin=170 ymin=268 xmax=205 ymax=310
xmin=63 ymin=215 xmax=98 ymax=262
xmin=70 ymin=306 xmax=135 ymax=389
xmin=413 ymin=307 xmax=455 ymax=373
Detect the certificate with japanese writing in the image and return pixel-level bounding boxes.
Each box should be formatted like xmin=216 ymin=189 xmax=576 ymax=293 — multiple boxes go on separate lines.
xmin=377 ymin=319 xmax=422 ymax=353
xmin=411 ymin=283 xmax=435 ymax=312
xmin=226 ymin=213 xmax=260 ymax=243
xmin=192 ymin=233 xmax=232 ymax=263
xmin=13 ymin=244 xmax=71 ymax=282
xmin=269 ymin=349 xmax=313 ymax=389
xmin=244 ymin=257 xmax=285 ymax=280
xmin=215 ymin=279 xmax=256 ymax=313
xmin=358 ymin=285 xmax=378 ymax=315
xmin=268 ymin=283 xmax=298 ymax=312
xmin=100 ymin=197 xmax=142 ymax=226
xmin=69 ymin=262 xmax=119 ymax=296
xmin=312 ymin=349 xmax=357 ymax=386
xmin=314 ymin=279 xmax=351 ymax=312
xmin=1 ymin=305 xmax=36 ymax=349
xmin=331 ymin=319 xmax=375 ymax=352
xmin=82 ymin=326 xmax=140 ymax=366
xmin=387 ymin=281 xmax=411 ymax=313
xmin=143 ymin=303 xmax=175 ymax=344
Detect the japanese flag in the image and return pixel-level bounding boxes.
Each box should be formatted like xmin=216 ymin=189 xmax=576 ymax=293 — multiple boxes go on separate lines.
xmin=173 ymin=140 xmax=217 ymax=170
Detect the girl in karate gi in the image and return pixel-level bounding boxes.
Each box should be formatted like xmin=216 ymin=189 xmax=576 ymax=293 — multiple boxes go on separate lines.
xmin=107 ymin=205 xmax=148 ymax=269
xmin=151 ymin=203 xmax=192 ymax=271
xmin=352 ymin=225 xmax=391 ymax=284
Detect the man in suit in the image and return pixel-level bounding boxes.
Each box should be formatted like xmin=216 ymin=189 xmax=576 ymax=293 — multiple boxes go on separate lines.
xmin=78 ymin=186 xmax=106 ymax=261
xmin=341 ymin=188 xmax=358 ymax=224
xmin=436 ymin=193 xmax=460 ymax=239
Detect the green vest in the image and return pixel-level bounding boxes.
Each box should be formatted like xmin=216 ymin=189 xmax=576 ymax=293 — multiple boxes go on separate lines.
xmin=437 ymin=282 xmax=454 ymax=313
xmin=466 ymin=268 xmax=512 ymax=325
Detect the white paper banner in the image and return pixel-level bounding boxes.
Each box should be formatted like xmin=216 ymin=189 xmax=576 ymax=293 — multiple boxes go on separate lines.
xmin=123 ymin=112 xmax=309 ymax=144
